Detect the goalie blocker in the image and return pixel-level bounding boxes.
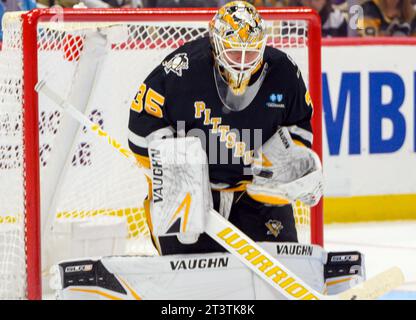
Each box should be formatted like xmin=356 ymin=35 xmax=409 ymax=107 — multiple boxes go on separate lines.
xmin=50 ymin=243 xmax=366 ymax=300
xmin=147 ymin=136 xmax=317 ymax=255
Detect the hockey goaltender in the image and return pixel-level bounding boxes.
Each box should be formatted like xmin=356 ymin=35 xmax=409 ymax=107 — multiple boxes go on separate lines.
xmin=50 ymin=1 xmax=369 ymax=300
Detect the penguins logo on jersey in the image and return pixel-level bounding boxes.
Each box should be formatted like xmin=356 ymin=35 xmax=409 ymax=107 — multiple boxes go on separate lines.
xmin=265 ymin=219 xmax=284 ymax=238
xmin=162 ymin=53 xmax=189 ymax=77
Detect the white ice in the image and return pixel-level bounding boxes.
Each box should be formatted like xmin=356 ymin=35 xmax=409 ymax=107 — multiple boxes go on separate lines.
xmin=325 ymin=221 xmax=416 ymax=299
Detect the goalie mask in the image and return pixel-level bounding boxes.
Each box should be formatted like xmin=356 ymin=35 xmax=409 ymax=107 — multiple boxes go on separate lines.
xmin=209 ymin=1 xmax=267 ymax=104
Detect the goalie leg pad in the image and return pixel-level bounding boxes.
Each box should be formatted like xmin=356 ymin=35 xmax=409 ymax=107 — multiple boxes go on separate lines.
xmin=51 ymin=243 xmax=326 ymax=300
xmin=148 ymin=137 xmax=212 ymax=244
xmin=324 ymin=251 xmax=366 ymax=295
xmin=253 ymin=242 xmax=326 ymax=298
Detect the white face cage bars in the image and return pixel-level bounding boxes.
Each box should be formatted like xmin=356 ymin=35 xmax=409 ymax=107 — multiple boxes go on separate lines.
xmin=212 ymin=33 xmax=268 ymax=89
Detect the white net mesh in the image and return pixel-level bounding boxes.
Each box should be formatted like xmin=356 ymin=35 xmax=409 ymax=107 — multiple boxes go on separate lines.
xmin=0 ymin=13 xmax=26 ymax=299
xmin=0 ymin=12 xmax=311 ymax=299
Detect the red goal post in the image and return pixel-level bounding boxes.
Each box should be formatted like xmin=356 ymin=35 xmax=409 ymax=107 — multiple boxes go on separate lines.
xmin=2 ymin=7 xmax=322 ymax=300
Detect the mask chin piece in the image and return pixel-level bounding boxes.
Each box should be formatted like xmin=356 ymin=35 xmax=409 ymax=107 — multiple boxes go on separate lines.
xmin=214 ymin=63 xmax=269 ymax=112
xmin=229 ymin=83 xmax=248 ymax=96
xmin=222 ymin=68 xmax=251 ymax=96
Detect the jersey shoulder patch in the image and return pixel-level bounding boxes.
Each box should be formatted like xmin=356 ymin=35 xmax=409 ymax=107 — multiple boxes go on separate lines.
xmin=160 ymin=37 xmax=211 ymax=78
xmin=162 ymin=53 xmax=189 ymax=77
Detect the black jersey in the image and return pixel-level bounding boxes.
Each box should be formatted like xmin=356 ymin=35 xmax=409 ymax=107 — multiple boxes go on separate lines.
xmin=359 ymin=0 xmax=416 ymax=36
xmin=128 ymin=37 xmax=313 ymax=189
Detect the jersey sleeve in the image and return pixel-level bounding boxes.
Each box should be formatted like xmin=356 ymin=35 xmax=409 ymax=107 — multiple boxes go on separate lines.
xmin=282 ymin=60 xmax=314 ymax=149
xmin=128 ymin=64 xmax=175 ymax=169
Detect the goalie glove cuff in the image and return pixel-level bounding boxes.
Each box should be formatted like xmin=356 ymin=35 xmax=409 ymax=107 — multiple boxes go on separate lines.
xmin=247 ymin=169 xmax=323 ymax=206
xmin=247 ymin=127 xmax=323 ymax=206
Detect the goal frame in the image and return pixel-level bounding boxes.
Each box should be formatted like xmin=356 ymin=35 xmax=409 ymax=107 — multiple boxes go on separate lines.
xmin=18 ymin=7 xmax=323 ymax=300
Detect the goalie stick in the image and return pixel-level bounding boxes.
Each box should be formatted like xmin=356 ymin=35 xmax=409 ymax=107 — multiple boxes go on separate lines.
xmin=206 ymin=209 xmax=404 ymax=300
xmin=35 ymin=80 xmax=405 ymax=300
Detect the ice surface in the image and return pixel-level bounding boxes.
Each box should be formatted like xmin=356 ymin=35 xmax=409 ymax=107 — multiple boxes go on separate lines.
xmin=325 ymin=221 xmax=416 ymax=300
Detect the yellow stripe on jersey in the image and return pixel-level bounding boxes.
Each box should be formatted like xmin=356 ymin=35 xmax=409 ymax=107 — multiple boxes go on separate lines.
xmin=212 ymin=180 xmax=252 ymax=192
xmin=305 ymin=90 xmax=313 ymax=108
xmin=247 ymin=193 xmax=291 ymax=205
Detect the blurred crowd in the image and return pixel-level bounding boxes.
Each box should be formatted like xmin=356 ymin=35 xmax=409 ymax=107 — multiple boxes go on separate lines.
xmin=1 ymin=0 xmax=416 ymax=40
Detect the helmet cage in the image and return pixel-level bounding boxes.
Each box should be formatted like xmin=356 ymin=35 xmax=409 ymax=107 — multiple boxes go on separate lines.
xmin=212 ymin=32 xmax=267 ymax=95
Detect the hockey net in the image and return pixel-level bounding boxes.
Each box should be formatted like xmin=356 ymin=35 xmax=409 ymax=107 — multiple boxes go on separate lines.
xmin=0 ymin=8 xmax=322 ymax=299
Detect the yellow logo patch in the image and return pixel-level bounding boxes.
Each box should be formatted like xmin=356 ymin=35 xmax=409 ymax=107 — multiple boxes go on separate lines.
xmin=265 ymin=219 xmax=284 ymax=238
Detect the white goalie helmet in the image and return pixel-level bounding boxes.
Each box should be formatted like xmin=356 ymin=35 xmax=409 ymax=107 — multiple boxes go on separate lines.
xmin=209 ymin=1 xmax=267 ymax=97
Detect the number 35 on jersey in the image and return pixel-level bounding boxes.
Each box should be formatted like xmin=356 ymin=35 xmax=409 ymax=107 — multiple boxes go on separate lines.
xmin=131 ymin=83 xmax=165 ymax=118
